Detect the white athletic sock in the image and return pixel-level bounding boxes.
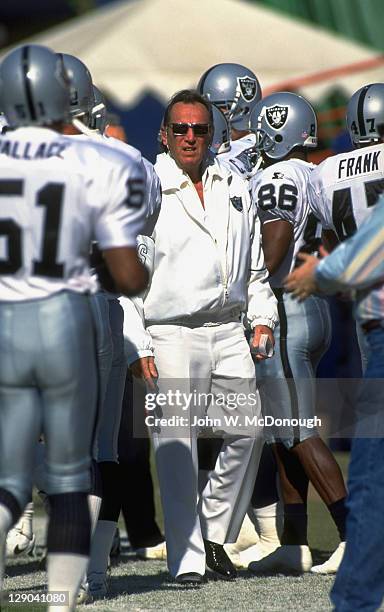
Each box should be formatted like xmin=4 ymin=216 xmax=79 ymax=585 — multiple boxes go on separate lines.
xmin=88 ymin=495 xmax=102 ymax=538
xmin=87 ymin=520 xmax=116 ymax=576
xmin=14 ymin=501 xmax=34 ymax=538
xmin=252 ymin=502 xmax=283 ymax=545
xmin=47 ymin=552 xmax=88 ymax=612
xmin=0 ymin=505 xmax=13 ymax=591
xmin=77 ymin=495 xmax=102 ymax=589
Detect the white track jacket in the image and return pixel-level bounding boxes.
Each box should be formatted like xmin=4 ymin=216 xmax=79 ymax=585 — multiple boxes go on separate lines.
xmin=123 ymin=152 xmax=278 ymax=364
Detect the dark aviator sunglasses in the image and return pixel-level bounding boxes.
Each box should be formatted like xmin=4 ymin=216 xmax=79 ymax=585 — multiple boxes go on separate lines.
xmin=169 ymin=122 xmax=211 ymax=136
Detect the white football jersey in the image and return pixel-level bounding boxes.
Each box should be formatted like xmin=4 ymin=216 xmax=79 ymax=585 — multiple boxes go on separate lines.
xmin=100 ymin=134 xmax=161 ymax=218
xmin=309 ymin=143 xmax=384 ymax=240
xmin=219 ymin=133 xmax=260 ymax=179
xmin=0 ymin=127 xmax=146 ymax=301
xmin=252 ymin=158 xmax=316 ymax=287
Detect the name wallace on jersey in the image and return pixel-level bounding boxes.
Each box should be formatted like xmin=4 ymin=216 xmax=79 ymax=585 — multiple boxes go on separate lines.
xmin=0 ymin=138 xmax=68 ymax=160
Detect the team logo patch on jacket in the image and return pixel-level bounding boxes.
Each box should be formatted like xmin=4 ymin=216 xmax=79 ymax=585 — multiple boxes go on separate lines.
xmin=266 ymin=105 xmax=288 ymax=130
xmin=230 ymin=196 xmax=243 ymax=212
xmin=238 ymin=76 xmax=257 ymax=102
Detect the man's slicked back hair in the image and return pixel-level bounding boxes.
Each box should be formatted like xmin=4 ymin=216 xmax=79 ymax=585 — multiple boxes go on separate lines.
xmin=163 ymin=89 xmax=213 ymax=127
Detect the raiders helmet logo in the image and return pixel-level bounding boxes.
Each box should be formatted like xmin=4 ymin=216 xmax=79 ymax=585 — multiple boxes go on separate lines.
xmin=238 ymin=76 xmax=257 ymax=102
xmin=266 ymin=105 xmax=288 ymax=130
xmin=230 ymin=196 xmax=243 ymax=212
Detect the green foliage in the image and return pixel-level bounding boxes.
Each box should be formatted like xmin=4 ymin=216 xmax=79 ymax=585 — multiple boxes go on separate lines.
xmin=249 ymin=0 xmax=384 ymax=51
xmin=68 ymin=0 xmax=96 ymax=15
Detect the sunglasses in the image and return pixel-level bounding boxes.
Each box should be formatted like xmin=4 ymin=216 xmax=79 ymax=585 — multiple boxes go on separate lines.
xmin=169 ymin=122 xmax=210 ymax=136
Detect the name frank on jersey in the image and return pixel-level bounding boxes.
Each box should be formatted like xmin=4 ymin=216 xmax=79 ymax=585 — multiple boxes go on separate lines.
xmin=338 ymin=149 xmax=380 ymax=179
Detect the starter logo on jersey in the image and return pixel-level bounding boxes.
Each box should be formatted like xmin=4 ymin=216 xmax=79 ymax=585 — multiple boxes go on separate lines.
xmin=238 ymin=76 xmax=257 ymax=102
xmin=266 ymin=105 xmax=288 ymax=130
xmin=272 ymin=171 xmax=285 ymax=180
xmin=230 ymin=196 xmax=243 ymax=212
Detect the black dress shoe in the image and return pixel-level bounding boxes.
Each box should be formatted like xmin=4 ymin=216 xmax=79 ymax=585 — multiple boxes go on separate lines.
xmin=204 ymin=539 xmax=237 ymax=580
xmin=175 ymin=572 xmax=204 ymax=585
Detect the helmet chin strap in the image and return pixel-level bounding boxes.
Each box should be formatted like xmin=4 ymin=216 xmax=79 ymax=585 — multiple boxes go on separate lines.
xmin=72 ymin=116 xmax=100 ymax=138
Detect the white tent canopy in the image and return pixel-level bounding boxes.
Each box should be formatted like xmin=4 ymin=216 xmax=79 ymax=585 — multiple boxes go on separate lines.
xmin=5 ymin=0 xmax=384 ymax=105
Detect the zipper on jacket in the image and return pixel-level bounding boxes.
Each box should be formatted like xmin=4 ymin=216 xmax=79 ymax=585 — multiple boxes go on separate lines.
xmin=213 ymin=238 xmax=228 ymax=304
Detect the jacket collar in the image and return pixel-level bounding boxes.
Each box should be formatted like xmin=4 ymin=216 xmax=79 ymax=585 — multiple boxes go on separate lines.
xmin=155 ymin=152 xmax=230 ymax=192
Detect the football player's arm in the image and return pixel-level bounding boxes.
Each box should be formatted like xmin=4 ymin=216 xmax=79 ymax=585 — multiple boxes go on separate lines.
xmin=262 ymin=219 xmax=293 ymax=276
xmin=246 ymin=214 xmax=279 ymax=360
xmin=103 ymin=248 xmax=148 ymax=297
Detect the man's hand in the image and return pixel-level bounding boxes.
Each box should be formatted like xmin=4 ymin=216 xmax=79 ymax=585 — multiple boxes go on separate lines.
xmin=250 ymin=325 xmax=275 ymax=361
xmin=130 ymin=356 xmax=158 ymax=390
xmin=284 ymin=252 xmax=321 ymax=301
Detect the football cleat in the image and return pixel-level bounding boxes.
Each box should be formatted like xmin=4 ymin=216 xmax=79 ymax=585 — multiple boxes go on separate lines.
xmin=237 ymin=539 xmax=280 ymax=569
xmin=6 ymin=527 xmax=36 ymax=558
xmin=135 ymin=540 xmax=167 ymax=560
xmin=87 ymin=571 xmax=108 ymax=598
xmin=248 ymin=544 xmax=312 ymax=574
xmin=76 ymin=582 xmax=91 ymax=605
xmin=224 ymin=513 xmax=260 ymax=568
xmin=310 ymin=541 xmax=346 ymax=575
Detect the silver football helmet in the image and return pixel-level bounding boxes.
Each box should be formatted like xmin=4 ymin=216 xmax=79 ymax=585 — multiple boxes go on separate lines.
xmin=346 ymin=83 xmax=384 ymax=146
xmin=89 ymin=85 xmax=107 ymax=133
xmin=197 ymin=63 xmax=261 ymax=130
xmin=249 ymin=92 xmax=317 ymax=160
xmin=210 ymin=104 xmax=231 ymax=155
xmin=0 ymin=44 xmax=70 ymax=127
xmin=57 ymin=53 xmax=94 ymax=119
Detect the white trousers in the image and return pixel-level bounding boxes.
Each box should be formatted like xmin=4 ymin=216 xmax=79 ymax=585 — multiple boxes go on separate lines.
xmin=148 ymin=320 xmax=264 ymax=577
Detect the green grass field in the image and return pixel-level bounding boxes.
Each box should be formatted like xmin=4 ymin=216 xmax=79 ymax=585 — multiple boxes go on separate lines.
xmin=2 ymin=453 xmax=350 ymax=612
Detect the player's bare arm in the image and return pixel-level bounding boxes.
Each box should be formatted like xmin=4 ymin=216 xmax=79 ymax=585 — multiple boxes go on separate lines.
xmin=261 ymin=219 xmax=294 ymax=276
xmin=103 ymin=247 xmax=149 ymax=296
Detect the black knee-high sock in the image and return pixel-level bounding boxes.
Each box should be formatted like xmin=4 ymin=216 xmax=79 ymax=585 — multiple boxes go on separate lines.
xmin=281 ymin=503 xmax=308 ymax=545
xmin=98 ymin=462 xmax=121 ymax=522
xmin=47 ymin=492 xmax=90 ymax=555
xmin=328 ymin=497 xmax=348 ymax=542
